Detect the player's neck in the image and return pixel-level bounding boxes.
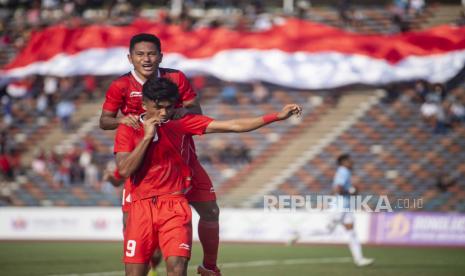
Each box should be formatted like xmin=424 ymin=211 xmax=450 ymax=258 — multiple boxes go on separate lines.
xmin=132 ymin=69 xmax=158 ymax=84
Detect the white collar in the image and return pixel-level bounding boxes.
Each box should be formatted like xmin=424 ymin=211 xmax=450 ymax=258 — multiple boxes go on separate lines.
xmin=131 ymin=69 xmax=161 ymax=86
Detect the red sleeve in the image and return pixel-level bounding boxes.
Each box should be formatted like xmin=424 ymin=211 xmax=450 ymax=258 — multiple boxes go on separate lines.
xmin=102 ymin=80 xmax=124 ymax=113
xmin=114 ymin=125 xmax=135 ymax=153
xmin=180 ymin=114 xmax=213 ymax=135
xmin=176 ymin=71 xmax=197 ymax=104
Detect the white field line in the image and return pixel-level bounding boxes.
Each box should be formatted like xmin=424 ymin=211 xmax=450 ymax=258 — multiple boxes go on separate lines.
xmin=48 ymin=256 xmax=353 ymax=276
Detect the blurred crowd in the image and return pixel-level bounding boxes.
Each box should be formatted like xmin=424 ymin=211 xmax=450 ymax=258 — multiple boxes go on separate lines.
xmin=0 ymin=74 xmax=104 ymax=183
xmin=31 ymin=135 xmax=102 ymax=188
xmin=417 ymin=82 xmax=465 ymax=134
xmin=383 ymin=80 xmax=465 ymax=135
xmin=1 ymin=0 xmax=465 ymax=204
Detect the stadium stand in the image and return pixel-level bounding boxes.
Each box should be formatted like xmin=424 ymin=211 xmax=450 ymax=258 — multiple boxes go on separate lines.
xmin=251 ymin=86 xmax=465 ymax=212
xmin=0 ymin=1 xmax=464 ymax=212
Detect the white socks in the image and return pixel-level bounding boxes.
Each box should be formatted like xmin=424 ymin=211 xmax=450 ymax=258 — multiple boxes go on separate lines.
xmin=347 ymin=229 xmax=363 ymax=261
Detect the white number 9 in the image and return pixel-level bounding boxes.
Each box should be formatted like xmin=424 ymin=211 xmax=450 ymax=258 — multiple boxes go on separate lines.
xmin=126 ymin=240 xmax=136 ymax=257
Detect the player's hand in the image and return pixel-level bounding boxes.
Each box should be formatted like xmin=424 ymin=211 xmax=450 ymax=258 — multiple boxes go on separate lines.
xmin=143 ymin=116 xmax=162 ymax=140
xmin=119 ymin=115 xmax=140 ymax=129
xmin=277 ymin=104 xmax=302 ymax=120
xmin=172 ymin=107 xmax=189 ymax=119
xmin=103 ymin=169 xmax=123 ymax=187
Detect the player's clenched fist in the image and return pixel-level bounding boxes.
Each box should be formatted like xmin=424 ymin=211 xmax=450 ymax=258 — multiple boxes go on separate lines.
xmin=277 ymin=104 xmax=302 ymax=120
xmin=143 ymin=116 xmax=162 ymax=140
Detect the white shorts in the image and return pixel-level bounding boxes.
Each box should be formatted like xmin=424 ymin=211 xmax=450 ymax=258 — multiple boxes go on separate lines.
xmin=330 ymin=210 xmax=354 ymax=225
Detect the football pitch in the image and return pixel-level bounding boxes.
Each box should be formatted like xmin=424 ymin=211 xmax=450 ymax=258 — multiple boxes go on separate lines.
xmin=1 ymin=242 xmax=464 ymax=276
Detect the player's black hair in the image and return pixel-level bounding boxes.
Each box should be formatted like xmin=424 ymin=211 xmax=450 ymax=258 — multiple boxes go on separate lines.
xmin=337 ymin=154 xmax=351 ymax=165
xmin=129 ymin=33 xmax=162 ymax=53
xmin=142 ymin=77 xmax=179 ymax=104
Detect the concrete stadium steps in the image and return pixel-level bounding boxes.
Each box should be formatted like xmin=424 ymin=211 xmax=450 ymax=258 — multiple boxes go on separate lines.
xmin=421 ymin=5 xmax=462 ymax=29
xmin=21 ymin=98 xmax=104 ymax=166
xmin=217 ymin=99 xmax=332 ymax=196
xmin=219 ymin=90 xmax=382 ymax=207
xmin=251 ymin=97 xmax=465 ymax=212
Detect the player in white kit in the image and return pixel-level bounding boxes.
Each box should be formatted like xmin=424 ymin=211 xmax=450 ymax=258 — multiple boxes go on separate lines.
xmin=328 ymin=154 xmax=374 ymax=267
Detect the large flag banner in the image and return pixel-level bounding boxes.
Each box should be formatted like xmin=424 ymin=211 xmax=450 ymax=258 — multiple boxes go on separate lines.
xmin=2 ymin=19 xmax=465 ymax=89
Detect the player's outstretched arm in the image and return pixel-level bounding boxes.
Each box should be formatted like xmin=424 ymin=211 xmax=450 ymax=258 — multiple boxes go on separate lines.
xmin=205 ymin=104 xmax=302 ymax=134
xmin=100 ymin=110 xmax=140 ymax=130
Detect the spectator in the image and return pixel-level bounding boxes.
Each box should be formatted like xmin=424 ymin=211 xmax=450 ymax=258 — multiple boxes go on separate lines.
xmin=220 ymin=82 xmax=238 ymax=104
xmin=409 ymin=0 xmax=425 ymax=15
xmin=1 ymin=95 xmax=13 ymax=126
xmin=53 ymin=157 xmax=71 ymax=187
xmin=456 ymin=10 xmax=465 ymax=26
xmin=296 ymin=0 xmax=312 ymax=19
xmin=445 ymin=88 xmax=465 ymax=127
xmin=36 ymin=91 xmax=48 ymax=117
xmin=83 ymin=75 xmax=97 ymax=99
xmin=56 ymin=98 xmax=75 ymax=131
xmin=0 ymin=150 xmax=13 ymax=180
xmin=31 ymin=150 xmax=47 ymax=176
xmin=338 ymin=0 xmax=352 ymax=26
xmin=251 ymin=81 xmax=270 ymax=104
xmin=414 ymin=80 xmax=429 ymax=102
xmin=420 ymin=83 xmax=449 ymax=134
xmin=43 ymin=76 xmax=58 ymax=113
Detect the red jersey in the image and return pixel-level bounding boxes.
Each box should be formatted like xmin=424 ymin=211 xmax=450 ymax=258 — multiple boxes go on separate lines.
xmin=114 ymin=114 xmax=214 ymax=200
xmin=102 ymin=68 xmax=196 ymax=115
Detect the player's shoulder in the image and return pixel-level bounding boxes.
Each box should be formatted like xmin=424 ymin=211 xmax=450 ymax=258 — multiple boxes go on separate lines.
xmin=336 ymin=166 xmax=350 ymax=175
xmin=178 ymin=113 xmax=202 ymax=122
xmin=110 ymin=72 xmax=132 ymax=87
xmin=116 ymin=123 xmax=140 ymax=135
xmin=159 ymin=67 xmax=187 ymax=79
xmin=178 ymin=114 xmax=213 ymax=126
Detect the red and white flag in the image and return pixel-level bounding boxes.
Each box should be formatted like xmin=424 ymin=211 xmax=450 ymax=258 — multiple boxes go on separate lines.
xmin=2 ymin=19 xmax=465 ymax=89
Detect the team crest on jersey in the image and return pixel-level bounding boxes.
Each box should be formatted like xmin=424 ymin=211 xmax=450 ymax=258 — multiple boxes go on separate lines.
xmin=129 ymin=91 xmax=142 ymax=97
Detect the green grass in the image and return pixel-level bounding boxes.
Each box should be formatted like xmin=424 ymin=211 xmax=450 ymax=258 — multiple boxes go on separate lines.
xmin=0 ymin=242 xmax=464 ymax=276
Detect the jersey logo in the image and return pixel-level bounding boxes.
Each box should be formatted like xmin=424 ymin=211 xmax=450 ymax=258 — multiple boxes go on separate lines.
xmin=178 ymin=243 xmax=191 ymax=250
xmin=129 ymin=91 xmax=142 ymax=97
xmin=125 ymin=193 xmax=131 ymax=203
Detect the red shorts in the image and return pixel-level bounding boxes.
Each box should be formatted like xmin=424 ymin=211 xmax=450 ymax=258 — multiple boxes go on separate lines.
xmin=122 ymin=187 xmax=131 ymax=213
xmin=185 ymin=160 xmax=216 ymax=202
xmin=123 ymin=195 xmax=192 ymax=263
xmin=121 ymin=161 xmax=215 ymax=213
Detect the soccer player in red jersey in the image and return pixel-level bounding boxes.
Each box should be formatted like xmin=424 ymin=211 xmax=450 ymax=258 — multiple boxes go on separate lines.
xmin=99 ymin=33 xmax=219 ymax=275
xmin=115 ymin=77 xmax=301 ymax=276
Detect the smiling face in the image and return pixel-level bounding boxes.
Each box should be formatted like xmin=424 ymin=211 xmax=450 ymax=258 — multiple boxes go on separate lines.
xmin=128 ymin=41 xmax=162 ymax=81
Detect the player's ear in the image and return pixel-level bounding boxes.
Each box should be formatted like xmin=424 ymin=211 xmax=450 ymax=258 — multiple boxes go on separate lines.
xmin=142 ymin=102 xmax=147 ymax=111
xmin=127 ymin=53 xmax=133 ymax=65
xmin=157 ymin=52 xmax=163 ymax=63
